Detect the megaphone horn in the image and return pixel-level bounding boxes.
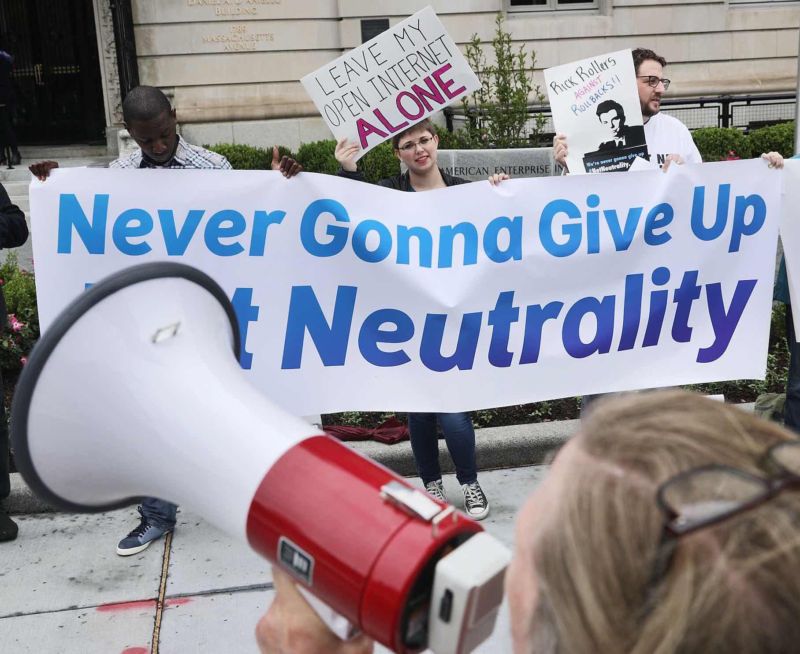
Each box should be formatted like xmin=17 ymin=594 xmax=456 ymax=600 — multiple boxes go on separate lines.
xmin=11 ymin=262 xmax=508 ymax=654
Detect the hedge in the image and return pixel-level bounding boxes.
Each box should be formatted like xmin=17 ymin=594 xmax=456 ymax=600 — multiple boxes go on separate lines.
xmin=691 ymin=127 xmax=752 ymax=161
xmin=747 ymin=122 xmax=795 ymax=158
xmin=205 ymin=143 xmax=296 ymax=170
xmin=294 ymin=139 xmax=337 ymax=175
xmin=209 ymin=120 xmax=796 ymax=176
xmin=692 ymin=122 xmax=795 ymax=162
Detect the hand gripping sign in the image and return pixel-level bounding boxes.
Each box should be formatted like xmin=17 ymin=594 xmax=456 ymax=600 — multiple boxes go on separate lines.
xmin=301 ymin=6 xmax=479 ymax=159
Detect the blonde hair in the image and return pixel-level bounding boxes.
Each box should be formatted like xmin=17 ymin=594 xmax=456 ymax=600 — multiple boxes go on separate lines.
xmin=530 ymin=391 xmax=800 ymax=653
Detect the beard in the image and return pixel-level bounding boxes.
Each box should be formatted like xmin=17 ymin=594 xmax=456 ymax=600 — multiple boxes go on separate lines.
xmin=641 ymin=98 xmax=661 ymax=118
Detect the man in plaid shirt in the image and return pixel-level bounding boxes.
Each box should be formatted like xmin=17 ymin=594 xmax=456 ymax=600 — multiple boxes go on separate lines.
xmin=29 ymin=86 xmax=302 ymax=556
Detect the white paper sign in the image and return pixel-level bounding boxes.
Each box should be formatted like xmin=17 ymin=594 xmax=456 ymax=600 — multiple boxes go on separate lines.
xmin=30 ymin=160 xmax=781 ymax=416
xmin=545 ymin=49 xmax=647 ymax=174
xmin=301 ymin=6 xmax=479 ymax=158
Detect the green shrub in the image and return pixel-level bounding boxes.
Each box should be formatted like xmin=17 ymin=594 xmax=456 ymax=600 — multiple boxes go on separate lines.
xmin=205 ymin=143 xmax=294 ymax=170
xmin=292 ymin=137 xmax=398 ymax=181
xmin=0 ymin=252 xmax=39 ymax=376
xmin=461 ymin=13 xmax=546 ymax=148
xmin=747 ymin=122 xmax=795 ymax=158
xmin=359 ymin=141 xmax=400 ymax=183
xmin=436 ymin=129 xmax=473 ymax=150
xmin=206 ymin=143 xmax=269 ymax=169
xmin=295 ymin=139 xmax=339 ymax=175
xmin=692 ymin=127 xmax=752 ymax=162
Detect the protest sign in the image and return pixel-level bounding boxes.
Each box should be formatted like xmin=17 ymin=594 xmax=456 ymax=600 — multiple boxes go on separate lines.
xmin=30 ymin=160 xmax=781 ymax=416
xmin=301 ymin=6 xmax=479 ymax=158
xmin=779 ymin=158 xmax=800 ymax=337
xmin=545 ymin=48 xmax=647 ymax=174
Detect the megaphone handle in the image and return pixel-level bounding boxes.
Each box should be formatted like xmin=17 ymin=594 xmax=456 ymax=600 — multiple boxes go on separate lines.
xmin=297 ymin=585 xmax=361 ymax=641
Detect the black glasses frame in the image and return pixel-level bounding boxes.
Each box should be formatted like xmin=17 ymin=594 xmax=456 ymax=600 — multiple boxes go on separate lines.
xmin=397 ymin=135 xmax=435 ymax=152
xmin=646 ymin=441 xmax=800 ymax=604
xmin=637 ymin=75 xmax=671 ymax=90
xmin=656 ymin=441 xmax=800 ymax=537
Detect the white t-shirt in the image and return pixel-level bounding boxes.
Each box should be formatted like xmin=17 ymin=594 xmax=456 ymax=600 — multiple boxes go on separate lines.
xmin=643 ymin=112 xmax=702 ymax=167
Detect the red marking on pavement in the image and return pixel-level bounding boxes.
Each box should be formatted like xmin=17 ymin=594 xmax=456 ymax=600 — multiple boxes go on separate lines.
xmin=121 ymin=648 xmax=149 ymax=654
xmin=164 ymin=597 xmax=192 ymax=607
xmin=96 ymin=599 xmax=156 ymax=612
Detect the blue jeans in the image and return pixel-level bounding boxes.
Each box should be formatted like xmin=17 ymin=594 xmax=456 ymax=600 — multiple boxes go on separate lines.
xmin=141 ymin=497 xmax=177 ymax=531
xmin=408 ymin=412 xmax=477 ymax=486
xmin=785 ymin=305 xmax=800 ymax=433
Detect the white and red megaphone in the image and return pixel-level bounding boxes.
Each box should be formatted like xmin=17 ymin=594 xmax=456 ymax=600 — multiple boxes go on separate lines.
xmin=11 ymin=263 xmax=509 ymax=654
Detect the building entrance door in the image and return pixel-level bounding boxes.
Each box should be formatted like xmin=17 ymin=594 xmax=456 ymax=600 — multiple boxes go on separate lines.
xmin=0 ymin=0 xmax=105 ymax=144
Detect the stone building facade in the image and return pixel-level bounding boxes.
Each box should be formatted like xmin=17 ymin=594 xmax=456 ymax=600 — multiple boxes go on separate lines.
xmin=4 ymin=0 xmax=799 ymax=152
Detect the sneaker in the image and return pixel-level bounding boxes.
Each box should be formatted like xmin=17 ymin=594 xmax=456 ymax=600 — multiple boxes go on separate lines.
xmin=424 ymin=479 xmax=447 ymax=503
xmin=462 ymin=481 xmax=490 ymax=520
xmin=0 ymin=511 xmax=18 ymax=542
xmin=116 ymin=508 xmax=170 ymax=556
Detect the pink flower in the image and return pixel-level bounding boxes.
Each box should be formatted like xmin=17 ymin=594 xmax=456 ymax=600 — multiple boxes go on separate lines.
xmin=20 ymin=356 xmax=27 ymax=366
xmin=8 ymin=314 xmax=23 ymax=332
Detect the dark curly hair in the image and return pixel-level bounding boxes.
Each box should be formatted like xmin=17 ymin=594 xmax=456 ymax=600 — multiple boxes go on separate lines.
xmin=632 ymin=48 xmax=667 ymax=74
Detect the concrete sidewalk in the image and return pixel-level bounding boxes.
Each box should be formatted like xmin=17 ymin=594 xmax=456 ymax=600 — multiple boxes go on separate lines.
xmin=1 ymin=402 xmax=757 ymax=652
xmin=0 ymin=464 xmax=549 ymax=654
xmin=5 ymin=417 xmax=579 ymax=515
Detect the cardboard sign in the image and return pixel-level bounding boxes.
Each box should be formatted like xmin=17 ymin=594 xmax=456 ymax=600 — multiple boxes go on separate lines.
xmin=545 ymin=49 xmax=648 ymax=174
xmin=301 ymin=6 xmax=479 ymax=159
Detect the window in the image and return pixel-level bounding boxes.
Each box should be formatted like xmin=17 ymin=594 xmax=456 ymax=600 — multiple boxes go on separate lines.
xmin=509 ymin=0 xmax=598 ymax=10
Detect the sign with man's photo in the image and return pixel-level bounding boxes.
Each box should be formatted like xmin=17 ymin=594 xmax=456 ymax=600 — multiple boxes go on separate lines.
xmin=545 ymin=49 xmax=648 ymax=174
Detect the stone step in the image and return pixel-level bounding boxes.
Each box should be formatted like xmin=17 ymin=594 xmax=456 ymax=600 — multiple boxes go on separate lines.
xmin=6 ymin=196 xmax=29 ymax=212
xmin=0 ymin=157 xmax=114 ymax=182
xmin=19 ymin=144 xmax=109 ymax=159
xmin=4 ymin=180 xmax=29 ymax=196
xmin=10 ymin=196 xmax=29 ymax=212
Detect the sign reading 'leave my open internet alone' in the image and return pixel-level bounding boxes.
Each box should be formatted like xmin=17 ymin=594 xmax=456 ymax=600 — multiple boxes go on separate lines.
xmin=301 ymin=6 xmax=479 ymax=159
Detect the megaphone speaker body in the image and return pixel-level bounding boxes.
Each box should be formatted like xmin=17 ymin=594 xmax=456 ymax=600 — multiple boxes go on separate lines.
xmin=12 ymin=263 xmax=505 ymax=653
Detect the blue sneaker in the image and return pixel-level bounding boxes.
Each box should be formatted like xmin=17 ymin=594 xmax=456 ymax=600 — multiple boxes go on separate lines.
xmin=116 ymin=507 xmax=170 ymax=556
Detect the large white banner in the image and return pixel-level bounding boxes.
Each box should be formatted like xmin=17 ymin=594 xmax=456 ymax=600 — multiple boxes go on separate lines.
xmin=30 ymin=160 xmax=782 ymax=416
xmin=300 ymin=6 xmax=479 ymax=158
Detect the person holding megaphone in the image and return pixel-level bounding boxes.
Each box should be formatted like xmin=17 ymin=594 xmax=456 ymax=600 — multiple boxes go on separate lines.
xmin=257 ymin=391 xmax=800 ymax=654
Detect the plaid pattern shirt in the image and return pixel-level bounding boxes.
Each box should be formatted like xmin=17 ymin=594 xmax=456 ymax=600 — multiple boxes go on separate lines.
xmin=109 ymin=136 xmax=232 ymax=170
